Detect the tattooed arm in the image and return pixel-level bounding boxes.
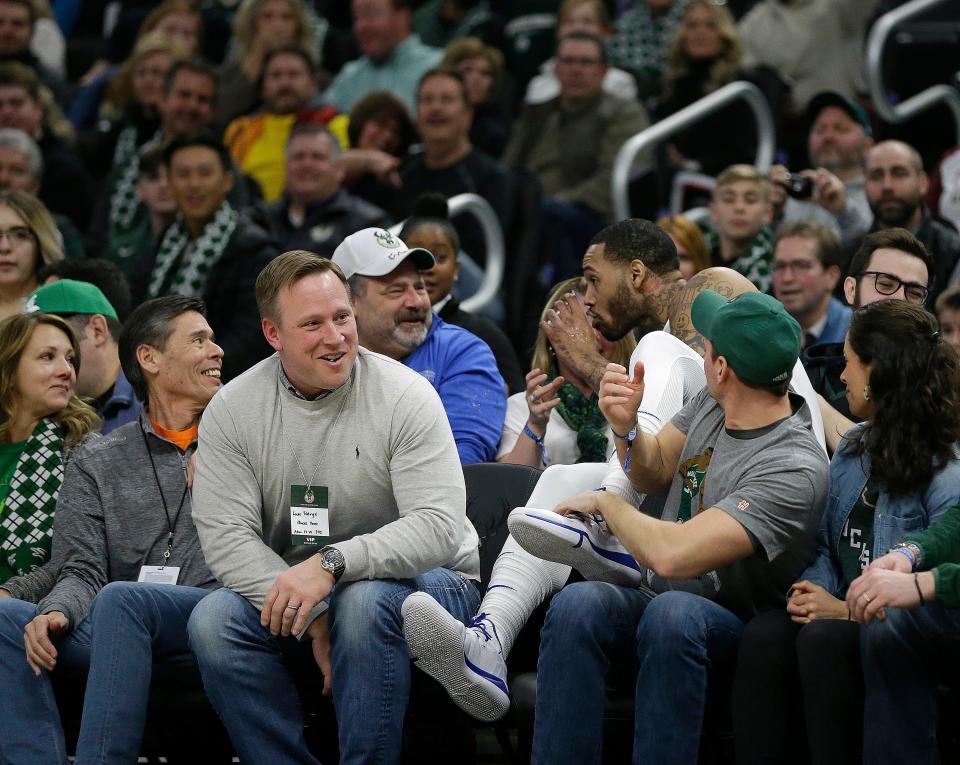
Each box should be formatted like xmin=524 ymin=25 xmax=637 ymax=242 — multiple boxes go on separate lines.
xmin=666 ymin=267 xmax=756 ymax=357
xmin=542 ymin=292 xmax=608 ymax=393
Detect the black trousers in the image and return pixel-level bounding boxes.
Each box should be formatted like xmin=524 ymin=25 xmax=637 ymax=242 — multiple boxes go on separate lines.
xmin=732 ymin=609 xmax=863 ymax=765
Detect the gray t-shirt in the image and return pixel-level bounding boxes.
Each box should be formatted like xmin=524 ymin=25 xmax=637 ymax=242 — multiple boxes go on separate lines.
xmin=650 ymin=387 xmax=829 ymax=620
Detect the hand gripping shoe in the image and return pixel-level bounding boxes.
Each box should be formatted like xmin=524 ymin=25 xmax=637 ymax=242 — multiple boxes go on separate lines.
xmin=507 ymin=506 xmax=646 ymax=587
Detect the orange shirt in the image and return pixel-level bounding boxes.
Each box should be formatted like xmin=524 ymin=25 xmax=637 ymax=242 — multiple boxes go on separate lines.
xmin=151 ymin=420 xmax=199 ymax=452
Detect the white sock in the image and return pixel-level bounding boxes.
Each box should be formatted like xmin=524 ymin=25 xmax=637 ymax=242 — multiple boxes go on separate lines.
xmin=476 ymin=462 xmax=609 ymax=657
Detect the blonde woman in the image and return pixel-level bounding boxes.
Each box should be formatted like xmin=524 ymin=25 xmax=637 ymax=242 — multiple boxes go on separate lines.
xmin=658 ymin=0 xmax=757 ymax=177
xmin=498 ymin=277 xmax=635 ymax=468
xmin=0 ymin=190 xmax=64 ymax=320
xmin=0 ymin=313 xmax=98 ymax=583
xmin=217 ymin=0 xmax=314 ymax=123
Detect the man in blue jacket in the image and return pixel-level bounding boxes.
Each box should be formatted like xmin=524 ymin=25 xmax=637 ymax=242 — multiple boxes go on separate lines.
xmin=333 ymin=227 xmax=506 ymax=463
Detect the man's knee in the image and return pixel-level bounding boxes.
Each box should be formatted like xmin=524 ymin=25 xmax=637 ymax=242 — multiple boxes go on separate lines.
xmin=542 ymin=581 xmax=620 ymax=638
xmin=89 ymin=580 xmax=143 ymax=613
xmin=329 ymin=579 xmax=402 ymax=644
xmin=0 ymin=597 xmax=33 ymax=645
xmin=637 ymin=591 xmax=712 ymax=646
xmin=188 ymin=588 xmax=261 ymax=665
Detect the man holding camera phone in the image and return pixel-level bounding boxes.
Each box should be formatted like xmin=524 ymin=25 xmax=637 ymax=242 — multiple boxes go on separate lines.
xmin=769 ymin=91 xmax=873 ymax=248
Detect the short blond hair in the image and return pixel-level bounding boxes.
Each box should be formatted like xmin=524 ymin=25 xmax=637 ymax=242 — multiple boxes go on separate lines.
xmin=255 ymin=251 xmax=349 ymax=321
xmin=714 ymin=164 xmax=770 ymax=202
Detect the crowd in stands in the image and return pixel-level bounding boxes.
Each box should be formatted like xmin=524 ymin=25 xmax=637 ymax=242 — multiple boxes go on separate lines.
xmin=0 ymin=0 xmax=959 ymax=763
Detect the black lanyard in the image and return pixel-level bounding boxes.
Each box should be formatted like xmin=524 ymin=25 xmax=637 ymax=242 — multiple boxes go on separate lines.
xmin=139 ymin=421 xmax=189 ymax=567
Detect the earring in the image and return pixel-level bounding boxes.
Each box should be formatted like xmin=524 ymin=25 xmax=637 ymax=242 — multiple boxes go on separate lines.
xmin=863 ymin=384 xmax=871 ymax=402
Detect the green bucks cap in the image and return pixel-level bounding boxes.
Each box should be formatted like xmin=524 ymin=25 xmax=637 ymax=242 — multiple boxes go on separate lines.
xmin=692 ymin=290 xmax=801 ymax=386
xmin=23 ymin=279 xmax=118 ymax=320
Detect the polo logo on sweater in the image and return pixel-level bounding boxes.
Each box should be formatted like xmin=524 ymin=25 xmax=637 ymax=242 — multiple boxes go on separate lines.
xmin=419 ymin=369 xmax=436 ymax=383
xmin=374 ymin=230 xmax=400 ymax=249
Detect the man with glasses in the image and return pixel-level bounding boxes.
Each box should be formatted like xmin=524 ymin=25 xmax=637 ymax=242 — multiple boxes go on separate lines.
xmin=805 ymin=227 xmax=934 ymax=444
xmin=772 ymin=221 xmax=850 ymax=350
xmin=504 ymin=30 xmax=649 ymax=279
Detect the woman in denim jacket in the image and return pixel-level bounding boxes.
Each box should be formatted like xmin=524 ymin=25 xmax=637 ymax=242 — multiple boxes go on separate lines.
xmin=732 ymin=300 xmax=960 ymax=765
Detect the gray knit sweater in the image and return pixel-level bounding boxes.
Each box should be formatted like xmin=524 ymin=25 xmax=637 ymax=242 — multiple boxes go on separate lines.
xmin=192 ymin=350 xmax=480 ymax=611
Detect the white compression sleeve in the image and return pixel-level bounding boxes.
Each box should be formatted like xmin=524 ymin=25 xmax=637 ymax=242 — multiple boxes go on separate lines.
xmin=478 ymin=462 xmax=608 ymax=656
xmin=601 ymin=331 xmax=706 ymax=501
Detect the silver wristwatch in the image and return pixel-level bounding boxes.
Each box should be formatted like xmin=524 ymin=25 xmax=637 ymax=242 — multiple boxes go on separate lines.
xmin=318 ymin=546 xmax=345 ymax=582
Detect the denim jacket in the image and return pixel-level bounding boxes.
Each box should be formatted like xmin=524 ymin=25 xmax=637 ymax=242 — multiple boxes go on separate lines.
xmin=801 ymin=425 xmax=960 ymax=596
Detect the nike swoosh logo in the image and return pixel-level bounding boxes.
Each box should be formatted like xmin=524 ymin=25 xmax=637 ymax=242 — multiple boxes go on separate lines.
xmin=524 ymin=513 xmax=643 ymax=572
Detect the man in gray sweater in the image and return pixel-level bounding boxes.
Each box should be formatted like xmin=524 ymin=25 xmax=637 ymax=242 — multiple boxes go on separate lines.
xmin=187 ymin=251 xmax=480 ymax=764
xmin=0 ymin=295 xmax=222 ymax=764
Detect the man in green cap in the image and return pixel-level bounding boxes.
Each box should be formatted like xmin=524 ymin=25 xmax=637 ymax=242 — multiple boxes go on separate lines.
xmin=23 ymin=278 xmax=139 ymax=433
xmin=518 ymin=288 xmax=830 ymax=764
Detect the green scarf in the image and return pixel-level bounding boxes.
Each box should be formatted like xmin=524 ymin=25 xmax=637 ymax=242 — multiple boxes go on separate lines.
xmin=552 ymin=377 xmax=609 ymax=464
xmin=0 ymin=418 xmax=65 ymax=582
xmin=147 ymin=201 xmax=239 ymax=300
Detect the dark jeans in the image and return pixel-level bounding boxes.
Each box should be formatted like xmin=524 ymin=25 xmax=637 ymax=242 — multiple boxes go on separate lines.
xmin=860 ymin=604 xmax=960 ymax=765
xmin=0 ymin=582 xmax=208 ymax=765
xmin=188 ymin=569 xmax=481 ymax=765
xmin=532 ymin=584 xmax=744 ymax=765
xmin=733 ymin=609 xmax=863 ymax=765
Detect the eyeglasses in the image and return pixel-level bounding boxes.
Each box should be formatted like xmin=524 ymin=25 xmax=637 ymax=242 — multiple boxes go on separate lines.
xmin=772 ymin=260 xmax=819 ymax=275
xmin=857 ymin=271 xmax=928 ymax=304
xmin=0 ymin=226 xmax=34 ymax=246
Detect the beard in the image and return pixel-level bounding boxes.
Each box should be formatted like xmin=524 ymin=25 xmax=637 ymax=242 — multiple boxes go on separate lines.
xmin=390 ymin=308 xmax=430 ymax=352
xmin=592 ymin=281 xmax=658 ymax=341
xmin=871 ymin=195 xmax=921 ymax=228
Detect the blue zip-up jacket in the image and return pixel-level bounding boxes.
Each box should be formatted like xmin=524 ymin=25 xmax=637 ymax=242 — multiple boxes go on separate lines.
xmin=100 ymin=369 xmax=140 ymax=435
xmin=801 ymin=424 xmax=960 ymax=596
xmin=404 ymin=314 xmax=506 ymax=465
xmin=811 ymin=297 xmax=852 ymax=348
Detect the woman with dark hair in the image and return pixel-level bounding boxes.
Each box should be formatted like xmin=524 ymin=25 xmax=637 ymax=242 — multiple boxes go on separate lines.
xmin=399 ymin=193 xmax=523 ymax=394
xmin=341 ymin=91 xmax=417 ymax=214
xmin=0 ymin=313 xmax=99 ymax=584
xmin=733 ymin=300 xmax=960 ymax=765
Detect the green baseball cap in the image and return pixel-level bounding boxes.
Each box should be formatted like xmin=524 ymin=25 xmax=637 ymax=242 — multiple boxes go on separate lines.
xmin=23 ymin=279 xmax=118 ymax=320
xmin=692 ymin=290 xmax=801 ymax=386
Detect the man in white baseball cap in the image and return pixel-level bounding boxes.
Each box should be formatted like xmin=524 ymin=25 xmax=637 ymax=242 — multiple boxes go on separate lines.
xmin=333 ymin=227 xmax=506 ymax=463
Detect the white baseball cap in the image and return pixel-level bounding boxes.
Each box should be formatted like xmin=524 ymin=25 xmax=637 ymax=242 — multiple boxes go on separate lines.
xmin=332 ymin=227 xmax=435 ymax=279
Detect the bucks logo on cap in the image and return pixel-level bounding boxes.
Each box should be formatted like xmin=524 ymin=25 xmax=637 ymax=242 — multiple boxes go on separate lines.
xmin=374 ymin=230 xmax=400 ymax=249
xmin=22 ymin=294 xmax=39 ymax=313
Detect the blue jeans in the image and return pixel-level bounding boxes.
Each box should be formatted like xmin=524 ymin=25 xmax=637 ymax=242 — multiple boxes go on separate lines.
xmin=0 ymin=582 xmax=209 ymax=765
xmin=188 ymin=568 xmax=481 ymax=765
xmin=532 ymin=585 xmax=744 ymax=765
xmin=860 ymin=604 xmax=960 ymax=765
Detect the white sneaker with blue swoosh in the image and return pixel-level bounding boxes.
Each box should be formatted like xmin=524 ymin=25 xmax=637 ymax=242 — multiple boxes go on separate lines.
xmin=401 ymin=592 xmax=510 ymax=722
xmin=508 ymin=506 xmax=646 ymax=587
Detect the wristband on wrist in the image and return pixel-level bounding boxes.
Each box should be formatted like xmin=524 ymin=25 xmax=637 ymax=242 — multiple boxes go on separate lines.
xmin=891 ymin=547 xmax=916 ymax=570
xmin=890 ymin=542 xmax=922 ymax=571
xmin=613 ymin=425 xmax=637 ymax=474
xmin=523 ymin=422 xmax=549 ymax=467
